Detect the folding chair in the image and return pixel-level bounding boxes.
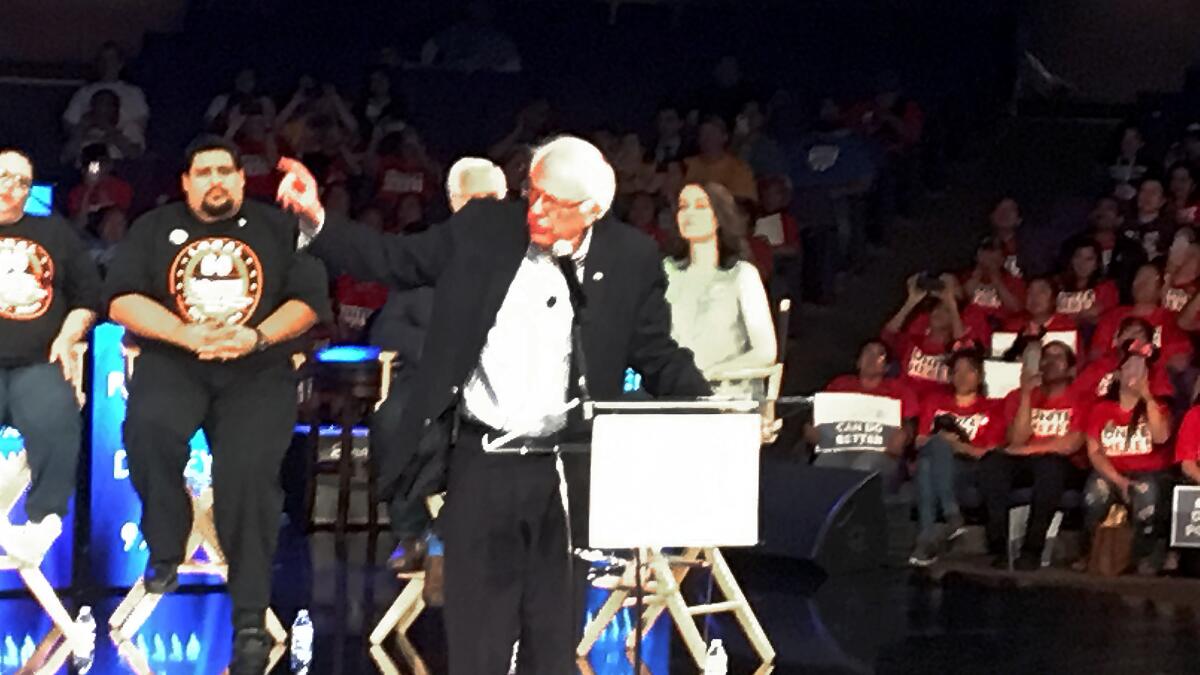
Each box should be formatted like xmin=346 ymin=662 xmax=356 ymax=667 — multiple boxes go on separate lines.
xmin=368 ymin=494 xmax=443 ymax=648
xmin=107 ymin=345 xmax=288 ymax=659
xmin=112 ymin=634 xmax=286 ymax=675
xmin=0 ymin=344 xmax=91 ymax=675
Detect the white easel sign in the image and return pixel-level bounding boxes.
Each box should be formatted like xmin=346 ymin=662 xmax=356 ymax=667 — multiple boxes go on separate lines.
xmin=813 ymin=392 xmax=901 ymax=454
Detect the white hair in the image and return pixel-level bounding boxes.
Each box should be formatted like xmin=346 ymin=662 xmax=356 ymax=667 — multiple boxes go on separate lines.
xmin=529 ymin=135 xmax=616 ymax=218
xmin=445 ymin=157 xmax=507 ymax=200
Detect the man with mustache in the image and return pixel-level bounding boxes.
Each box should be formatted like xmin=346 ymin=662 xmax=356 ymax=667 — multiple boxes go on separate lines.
xmin=104 ymin=136 xmax=331 ymax=673
xmin=284 ymin=135 xmax=710 ymax=673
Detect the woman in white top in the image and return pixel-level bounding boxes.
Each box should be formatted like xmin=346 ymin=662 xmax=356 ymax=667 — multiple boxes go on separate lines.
xmin=664 ymin=182 xmax=777 ymax=397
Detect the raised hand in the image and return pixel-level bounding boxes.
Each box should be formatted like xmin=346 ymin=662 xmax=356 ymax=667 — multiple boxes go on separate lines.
xmin=276 ymin=157 xmax=325 ymax=229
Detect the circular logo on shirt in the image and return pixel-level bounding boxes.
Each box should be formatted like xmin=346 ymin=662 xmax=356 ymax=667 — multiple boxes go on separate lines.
xmin=0 ymin=237 xmax=54 ymax=320
xmin=169 ymin=237 xmax=262 ymax=325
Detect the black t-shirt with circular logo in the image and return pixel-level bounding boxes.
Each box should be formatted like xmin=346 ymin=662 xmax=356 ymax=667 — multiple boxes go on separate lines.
xmin=104 ymin=200 xmax=331 ymax=363
xmin=0 ymin=215 xmax=101 ymax=367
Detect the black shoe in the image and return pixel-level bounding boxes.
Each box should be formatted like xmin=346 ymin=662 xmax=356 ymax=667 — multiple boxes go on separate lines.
xmin=229 ymin=628 xmax=271 ymax=675
xmin=423 ymin=554 xmax=445 ymax=607
xmin=143 ymin=563 xmax=179 ymax=595
xmin=388 ymin=537 xmax=428 ymax=575
xmin=1014 ymin=552 xmax=1041 ymax=572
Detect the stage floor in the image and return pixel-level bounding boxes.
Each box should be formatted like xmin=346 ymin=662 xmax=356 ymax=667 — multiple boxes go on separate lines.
xmin=5 ymin=529 xmax=1200 ymax=674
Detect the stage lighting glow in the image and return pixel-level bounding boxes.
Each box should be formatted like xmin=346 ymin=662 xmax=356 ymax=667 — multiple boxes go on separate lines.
xmin=314 ymin=345 xmax=381 ymax=363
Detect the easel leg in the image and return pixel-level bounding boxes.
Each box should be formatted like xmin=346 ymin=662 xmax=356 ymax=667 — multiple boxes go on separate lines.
xmin=648 ymin=551 xmax=708 ymax=668
xmin=707 ymin=548 xmax=776 ymax=664
xmin=369 ymin=577 xmax=426 ymax=645
xmin=632 ymin=547 xmax=699 ymax=647
xmin=577 ymin=565 xmax=634 ymax=657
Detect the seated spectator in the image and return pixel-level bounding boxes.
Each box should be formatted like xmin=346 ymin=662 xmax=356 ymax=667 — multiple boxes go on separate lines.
xmin=1167 ymin=162 xmax=1199 ymax=226
xmin=332 ymin=204 xmax=390 ymax=342
xmin=1175 ymin=392 xmax=1200 ymax=484
xmin=223 ymin=101 xmax=284 ymax=202
xmin=391 ymin=194 xmax=427 ymax=235
xmin=664 ymin=183 xmax=776 ymax=399
xmin=62 ymin=42 xmax=149 ymax=146
xmin=489 ymin=100 xmax=554 ymax=164
xmin=846 ymin=72 xmax=924 ymax=233
xmin=910 ymin=350 xmax=1005 ymax=567
xmin=419 ymin=0 xmax=521 ymax=73
xmin=960 ymin=235 xmax=1026 ymax=332
xmin=1002 ymin=276 xmax=1077 ymax=338
xmin=1056 ymin=239 xmax=1119 ymax=329
xmin=753 ymin=176 xmax=801 ymax=299
xmin=626 ymin=191 xmax=667 ymax=250
xmin=982 ymin=341 xmax=1088 ymax=570
xmin=204 ymin=68 xmax=276 ymax=132
xmin=988 ymin=196 xmax=1025 ymax=278
xmin=367 ymin=126 xmax=439 ymax=213
xmin=1164 ymin=230 xmax=1200 ymax=312
xmin=1106 ymin=123 xmax=1150 ymax=203
xmin=1075 ymin=317 xmax=1173 ymax=401
xmin=67 ymin=144 xmax=133 ymax=225
xmin=733 ymin=99 xmax=788 ymax=179
xmin=500 ymin=145 xmax=533 ymax=200
xmin=684 ymin=116 xmax=758 ymax=204
xmin=323 ymin=183 xmax=352 ymax=218
xmin=354 ymin=68 xmax=404 ymax=135
xmin=62 ymin=89 xmax=145 ymax=165
xmin=1081 ymin=340 xmax=1172 ymax=575
xmin=652 ymin=105 xmax=688 ymax=169
xmin=883 ymin=274 xmax=980 ymax=400
xmin=1090 ymin=262 xmax=1192 ymax=371
xmin=278 ymin=77 xmax=360 ymax=159
xmin=87 ymin=206 xmax=128 ymax=277
xmin=1129 ymin=177 xmax=1175 ymax=261
xmin=1164 ymin=123 xmax=1200 ymax=169
xmin=1079 ymin=195 xmax=1144 ymax=292
xmin=811 ymin=339 xmax=918 ymax=489
xmin=613 ymin=134 xmax=661 ymax=196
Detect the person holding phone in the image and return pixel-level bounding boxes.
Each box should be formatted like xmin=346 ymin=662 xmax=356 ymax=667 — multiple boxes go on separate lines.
xmin=909 ymin=349 xmax=1005 ymax=567
xmin=980 ymin=341 xmax=1089 ymax=570
xmin=1080 ymin=339 xmax=1173 ymax=575
xmin=1001 ymin=275 xmax=1077 ymax=336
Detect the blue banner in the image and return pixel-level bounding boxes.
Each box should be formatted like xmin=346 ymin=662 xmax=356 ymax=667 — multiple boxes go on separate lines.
xmin=89 ymin=323 xmax=214 ymax=588
xmin=0 ymin=430 xmax=74 ymax=591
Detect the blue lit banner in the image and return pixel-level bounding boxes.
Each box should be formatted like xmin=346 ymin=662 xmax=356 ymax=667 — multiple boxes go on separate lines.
xmin=89 ymin=323 xmax=214 ymax=588
xmin=583 ymin=584 xmax=668 ymax=673
xmin=95 ymin=593 xmax=232 ymax=674
xmin=0 ymin=598 xmax=54 ymax=669
xmin=0 ymin=432 xmax=74 ymax=591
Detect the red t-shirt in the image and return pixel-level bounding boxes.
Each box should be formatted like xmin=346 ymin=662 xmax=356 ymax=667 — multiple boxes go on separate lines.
xmin=1072 ymin=353 xmax=1173 ymax=402
xmin=1003 ymin=386 xmax=1091 ymax=467
xmin=918 ymin=392 xmax=1005 ymax=449
xmin=825 ymin=374 xmax=919 ymax=420
xmin=1086 ymin=400 xmax=1173 ymax=474
xmin=1162 ymin=277 xmax=1200 ymax=314
xmin=236 ymin=137 xmax=286 ymax=200
xmin=374 ymin=156 xmax=436 ymax=207
xmin=1174 ymin=405 xmax=1200 ymax=463
xmin=1000 ymin=236 xmax=1022 ymax=278
xmin=1089 ymin=305 xmax=1192 ymax=362
xmin=1001 ymin=312 xmax=1078 ymax=334
xmin=883 ymin=312 xmax=989 ymax=400
xmin=1056 ymin=282 xmax=1119 ymax=319
xmin=754 ymin=211 xmax=801 ymax=250
xmin=959 ymin=270 xmax=1027 ymax=325
xmin=67 ymin=175 xmax=133 ymax=218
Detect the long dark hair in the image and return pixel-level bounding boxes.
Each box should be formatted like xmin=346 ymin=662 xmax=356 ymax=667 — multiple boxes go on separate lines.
xmin=1059 ymin=238 xmax=1105 ymax=292
xmin=666 ymin=182 xmax=745 ymax=270
xmin=948 ymin=347 xmax=987 ymax=399
xmin=1105 ymin=339 xmax=1159 ymax=451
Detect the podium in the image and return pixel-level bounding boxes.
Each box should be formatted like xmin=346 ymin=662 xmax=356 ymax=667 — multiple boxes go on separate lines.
xmin=577 ymin=400 xmax=776 ymax=669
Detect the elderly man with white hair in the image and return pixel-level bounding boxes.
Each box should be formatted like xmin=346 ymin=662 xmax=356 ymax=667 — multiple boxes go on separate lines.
xmin=284 ymin=135 xmax=709 ymax=673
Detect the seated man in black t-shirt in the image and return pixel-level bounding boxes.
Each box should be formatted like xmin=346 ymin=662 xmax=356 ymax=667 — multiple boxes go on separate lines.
xmin=105 ymin=137 xmax=331 ymax=674
xmin=0 ymin=149 xmax=99 ymax=564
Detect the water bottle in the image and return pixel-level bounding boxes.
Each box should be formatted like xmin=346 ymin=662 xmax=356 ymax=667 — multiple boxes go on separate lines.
xmin=290 ymin=610 xmax=313 ymax=673
xmin=70 ymin=606 xmax=95 ymax=674
xmin=703 ymin=639 xmax=727 ymax=675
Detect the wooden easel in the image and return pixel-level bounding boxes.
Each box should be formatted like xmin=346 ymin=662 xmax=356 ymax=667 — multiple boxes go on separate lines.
xmin=369 ymin=494 xmax=443 ymax=647
xmin=111 ymin=632 xmax=285 ymax=675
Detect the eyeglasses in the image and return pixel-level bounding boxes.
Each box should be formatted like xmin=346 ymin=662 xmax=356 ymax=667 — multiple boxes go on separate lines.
xmin=523 ymin=185 xmax=587 ymax=214
xmin=0 ymin=172 xmax=32 ymax=190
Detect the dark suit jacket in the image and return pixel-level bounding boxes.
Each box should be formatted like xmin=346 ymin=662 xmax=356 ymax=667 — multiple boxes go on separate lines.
xmin=309 ymin=199 xmax=710 ymax=539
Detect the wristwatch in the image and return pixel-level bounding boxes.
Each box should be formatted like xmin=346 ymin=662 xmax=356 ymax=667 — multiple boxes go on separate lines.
xmin=252 ymin=327 xmax=270 ymax=353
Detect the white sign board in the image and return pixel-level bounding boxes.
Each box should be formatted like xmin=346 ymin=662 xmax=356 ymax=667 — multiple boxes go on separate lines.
xmin=984 ymin=360 xmax=1023 ymax=399
xmin=990 ymin=331 xmax=1079 ymax=358
xmin=812 ymin=392 xmax=901 ymax=454
xmin=588 ymin=413 xmax=760 ymax=549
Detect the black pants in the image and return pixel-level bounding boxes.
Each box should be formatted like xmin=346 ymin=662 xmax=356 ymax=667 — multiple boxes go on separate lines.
xmin=370 ymin=375 xmax=431 ymax=540
xmin=123 ymin=350 xmax=297 ymax=628
xmin=0 ymin=363 xmax=81 ymax=521
xmin=441 ymin=426 xmax=586 ymax=675
xmin=980 ymin=452 xmax=1073 ymax=555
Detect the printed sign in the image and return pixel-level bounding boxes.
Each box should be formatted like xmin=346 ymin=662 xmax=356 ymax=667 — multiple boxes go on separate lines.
xmin=813 ymin=392 xmax=901 ymax=453
xmin=984 ymin=360 xmax=1022 ymax=399
xmin=1171 ymin=485 xmax=1200 ymax=548
xmin=990 ymin=330 xmax=1079 ymax=358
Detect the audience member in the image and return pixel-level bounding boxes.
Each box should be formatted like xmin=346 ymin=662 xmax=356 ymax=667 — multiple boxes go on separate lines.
xmin=753 ymin=176 xmax=800 ymax=299
xmin=652 ymin=105 xmax=688 ymax=168
xmin=982 ymin=341 xmax=1087 ymax=570
xmin=1090 ymin=263 xmax=1192 ymax=371
xmin=1174 ymin=392 xmax=1200 ymax=484
xmin=62 ymin=42 xmax=149 ymax=144
xmin=811 ymin=339 xmax=918 ymax=488
xmin=67 ymin=144 xmax=133 ymax=225
xmin=1167 ymin=161 xmax=1199 ymax=226
xmin=87 ymin=207 xmax=128 ymax=277
xmin=223 ymin=102 xmax=284 ymax=202
xmin=1129 ymin=177 xmax=1174 ymax=261
xmin=612 ymin=134 xmax=661 ymax=196
xmin=204 ymin=68 xmax=276 ymax=132
xmin=733 ymin=99 xmax=787 ymax=179
xmin=489 ymin=100 xmax=553 ymax=163
xmin=988 ymin=196 xmax=1025 ymax=278
xmin=910 ymin=350 xmax=1004 ymax=567
xmin=684 ymin=116 xmax=758 ymax=204
xmin=354 ymin=68 xmax=404 ymax=134
xmin=847 ymin=72 xmax=924 ymax=236
xmin=664 ymin=183 xmax=776 ymax=399
xmin=366 ymin=126 xmax=440 ymax=214
xmin=419 ymin=0 xmax=521 ymax=73
xmin=626 ymin=191 xmax=667 ymax=249
xmin=960 ymin=235 xmax=1026 ymax=332
xmin=1056 ymin=239 xmax=1119 ymax=330
xmin=1081 ymin=340 xmax=1172 ymax=575
xmin=1079 ymin=195 xmax=1144 ymax=294
xmin=62 ymin=90 xmax=145 ymax=165
xmin=883 ymin=274 xmax=978 ymax=400
xmin=1106 ymin=124 xmax=1150 ymax=203
xmin=1163 ymin=230 xmax=1200 ymax=312
xmin=1002 ymin=276 xmax=1076 ymax=337
xmin=1074 ymin=317 xmax=1173 ymax=401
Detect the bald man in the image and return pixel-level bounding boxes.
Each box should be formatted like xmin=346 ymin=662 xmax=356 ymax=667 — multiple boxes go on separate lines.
xmin=290 ymin=136 xmax=708 ymax=674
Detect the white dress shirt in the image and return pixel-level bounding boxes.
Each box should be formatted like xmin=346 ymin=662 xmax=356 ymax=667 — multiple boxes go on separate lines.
xmin=462 ymin=229 xmax=591 ymax=438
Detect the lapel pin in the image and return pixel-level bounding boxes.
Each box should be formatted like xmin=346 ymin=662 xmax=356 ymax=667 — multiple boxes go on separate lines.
xmin=592 ymin=271 xmax=604 ymax=281
xmin=238 ymin=217 xmax=247 ymax=228
xmin=169 ymin=229 xmax=188 ymax=245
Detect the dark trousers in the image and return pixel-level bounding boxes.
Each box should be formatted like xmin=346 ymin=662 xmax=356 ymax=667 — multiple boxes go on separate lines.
xmin=123 ymin=350 xmax=297 ymax=627
xmin=441 ymin=426 xmax=585 ymax=675
xmin=980 ymin=452 xmax=1072 ymax=555
xmin=370 ymin=378 xmax=431 ymax=541
xmin=0 ymin=363 xmax=81 ymax=521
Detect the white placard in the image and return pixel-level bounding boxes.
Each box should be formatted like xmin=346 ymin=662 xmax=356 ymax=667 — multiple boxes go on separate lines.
xmin=754 ymin=214 xmax=785 ymax=246
xmin=588 ymin=413 xmax=760 ymax=549
xmin=812 ymin=392 xmax=901 ymax=453
xmin=984 ymin=359 xmax=1022 ymax=398
xmin=991 ymin=330 xmax=1079 ymax=358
